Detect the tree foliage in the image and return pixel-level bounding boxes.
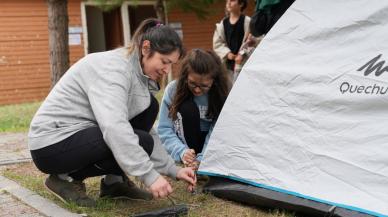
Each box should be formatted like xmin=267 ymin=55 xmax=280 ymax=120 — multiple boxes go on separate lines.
xmin=92 ymin=0 xmax=127 ymax=11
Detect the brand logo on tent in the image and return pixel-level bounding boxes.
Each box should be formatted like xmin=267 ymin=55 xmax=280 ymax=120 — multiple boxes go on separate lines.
xmin=339 ymin=54 xmax=388 ymax=95
xmin=357 ymin=54 xmax=388 ymax=77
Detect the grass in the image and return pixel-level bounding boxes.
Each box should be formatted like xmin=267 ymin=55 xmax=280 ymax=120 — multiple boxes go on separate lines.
xmin=1 ymin=163 xmax=296 ymax=217
xmin=0 ymin=91 xmax=164 ymax=133
xmin=0 ymin=101 xmax=41 ymax=132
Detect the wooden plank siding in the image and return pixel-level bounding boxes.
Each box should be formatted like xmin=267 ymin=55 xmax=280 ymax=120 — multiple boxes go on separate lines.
xmin=0 ymin=0 xmax=254 ymax=105
xmin=168 ymin=3 xmax=225 ymax=51
xmin=0 ymin=0 xmax=84 ymax=105
xmin=0 ymin=0 xmax=49 ymax=105
xmin=68 ymin=0 xmax=84 ymax=64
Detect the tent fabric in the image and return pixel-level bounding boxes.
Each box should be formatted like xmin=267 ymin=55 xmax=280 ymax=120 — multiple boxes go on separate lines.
xmin=198 ymin=0 xmax=388 ymax=216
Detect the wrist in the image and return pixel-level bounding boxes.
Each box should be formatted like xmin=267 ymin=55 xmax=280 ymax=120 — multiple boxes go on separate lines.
xmin=175 ymin=167 xmax=184 ymax=180
xmin=139 ymin=169 xmax=159 ymax=187
xmin=179 ymin=148 xmax=188 ymax=162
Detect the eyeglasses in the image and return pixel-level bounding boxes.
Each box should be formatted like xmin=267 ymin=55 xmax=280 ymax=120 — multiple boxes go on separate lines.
xmin=187 ymin=80 xmax=213 ymax=91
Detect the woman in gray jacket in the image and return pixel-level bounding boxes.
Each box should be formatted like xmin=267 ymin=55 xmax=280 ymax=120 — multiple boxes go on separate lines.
xmin=28 ymin=18 xmax=196 ymax=207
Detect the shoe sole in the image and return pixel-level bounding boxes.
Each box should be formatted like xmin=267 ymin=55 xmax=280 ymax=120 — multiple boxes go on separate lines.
xmin=44 ymin=179 xmax=71 ymax=205
xmin=44 ymin=179 xmax=95 ymax=207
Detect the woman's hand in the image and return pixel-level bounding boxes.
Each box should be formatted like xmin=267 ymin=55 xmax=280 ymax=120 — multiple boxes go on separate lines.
xmin=149 ymin=176 xmax=173 ymax=199
xmin=182 ymin=149 xmax=196 ymax=165
xmin=186 ymin=160 xmax=200 ymax=171
xmin=176 ymin=167 xmax=197 ymax=192
xmin=227 ymin=52 xmax=236 ymax=60
xmin=235 ymin=54 xmax=243 ymax=64
xmin=246 ymin=33 xmax=259 ymax=46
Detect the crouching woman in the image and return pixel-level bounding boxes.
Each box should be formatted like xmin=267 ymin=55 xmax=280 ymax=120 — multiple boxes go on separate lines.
xmin=28 ymin=18 xmax=196 ymax=207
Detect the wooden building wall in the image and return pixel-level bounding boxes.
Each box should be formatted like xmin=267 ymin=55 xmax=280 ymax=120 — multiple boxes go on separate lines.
xmin=68 ymin=0 xmax=85 ymax=65
xmin=0 ymin=0 xmax=254 ymax=105
xmin=0 ymin=0 xmax=84 ymax=105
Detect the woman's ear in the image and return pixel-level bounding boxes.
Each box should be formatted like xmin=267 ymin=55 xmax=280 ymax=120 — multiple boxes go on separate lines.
xmin=141 ymin=40 xmax=151 ymax=56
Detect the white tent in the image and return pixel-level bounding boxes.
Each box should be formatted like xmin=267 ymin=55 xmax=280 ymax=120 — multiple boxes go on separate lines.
xmin=198 ymin=0 xmax=388 ymax=216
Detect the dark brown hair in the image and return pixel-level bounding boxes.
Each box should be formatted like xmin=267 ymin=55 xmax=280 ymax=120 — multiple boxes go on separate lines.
xmin=128 ymin=18 xmax=184 ymax=59
xmin=169 ymin=49 xmax=231 ymax=120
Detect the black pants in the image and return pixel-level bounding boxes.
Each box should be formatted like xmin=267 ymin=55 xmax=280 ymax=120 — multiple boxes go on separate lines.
xmin=179 ymin=98 xmax=208 ymax=154
xmin=31 ymin=95 xmax=159 ymax=181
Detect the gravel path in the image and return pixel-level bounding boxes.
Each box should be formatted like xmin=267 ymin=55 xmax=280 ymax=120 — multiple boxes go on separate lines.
xmin=0 ymin=132 xmax=31 ymax=166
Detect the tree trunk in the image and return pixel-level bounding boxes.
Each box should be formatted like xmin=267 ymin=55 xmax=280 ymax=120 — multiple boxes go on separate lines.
xmin=47 ymin=0 xmax=69 ymax=88
xmin=155 ymin=0 xmax=169 ymax=88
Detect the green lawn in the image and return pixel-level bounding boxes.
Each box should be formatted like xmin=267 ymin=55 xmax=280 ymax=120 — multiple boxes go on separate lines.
xmin=0 ymin=91 xmax=163 ymax=133
xmin=0 ymin=101 xmax=41 ymax=132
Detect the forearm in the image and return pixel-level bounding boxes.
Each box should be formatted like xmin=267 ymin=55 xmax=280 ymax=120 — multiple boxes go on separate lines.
xmin=150 ymin=128 xmax=181 ymax=179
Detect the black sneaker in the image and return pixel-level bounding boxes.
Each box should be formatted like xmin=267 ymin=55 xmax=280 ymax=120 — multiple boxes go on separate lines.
xmin=100 ymin=176 xmax=153 ymax=201
xmin=44 ymin=175 xmax=96 ymax=207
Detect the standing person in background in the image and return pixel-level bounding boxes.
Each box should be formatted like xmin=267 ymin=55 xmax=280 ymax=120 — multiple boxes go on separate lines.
xmin=28 ymin=18 xmax=196 ymax=207
xmin=158 ymin=49 xmax=231 ymax=169
xmin=213 ymin=0 xmax=250 ymax=81
xmin=233 ymin=32 xmax=263 ymax=81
